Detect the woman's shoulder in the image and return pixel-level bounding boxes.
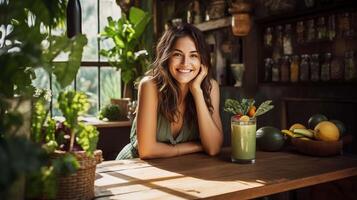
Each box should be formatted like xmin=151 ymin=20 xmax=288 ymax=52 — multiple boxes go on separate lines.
xmin=210 ymin=79 xmax=219 ymax=90
xmin=139 ymin=76 xmax=158 ymax=93
xmin=210 ymin=79 xmax=218 ymax=87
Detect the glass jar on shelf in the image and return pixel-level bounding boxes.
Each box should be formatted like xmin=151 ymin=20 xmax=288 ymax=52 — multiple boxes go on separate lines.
xmin=331 ymin=55 xmax=343 ymax=80
xmin=327 ymin=14 xmax=336 ymax=41
xmin=300 ymin=54 xmax=310 ymax=82
xmin=296 ymin=21 xmax=305 ymax=44
xmin=280 ymin=56 xmax=290 ymax=82
xmin=310 ymin=53 xmax=320 ymax=81
xmin=272 ymin=25 xmax=283 ymax=62
xmin=306 ymin=19 xmax=315 ymax=42
xmin=290 ymin=55 xmax=299 ymax=82
xmin=317 ymin=16 xmax=327 ymax=40
xmin=272 ymin=59 xmax=280 ymax=82
xmin=321 ymin=53 xmax=332 ymax=81
xmin=264 ymin=27 xmax=273 ymax=48
xmin=264 ymin=58 xmax=273 ymax=82
xmin=283 ymin=24 xmax=293 ymax=55
xmin=344 ymin=51 xmax=357 ymax=81
xmin=338 ymin=12 xmax=353 ymax=38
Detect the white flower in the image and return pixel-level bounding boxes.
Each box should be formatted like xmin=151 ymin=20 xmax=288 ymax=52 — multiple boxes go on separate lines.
xmin=134 ymin=50 xmax=148 ymax=59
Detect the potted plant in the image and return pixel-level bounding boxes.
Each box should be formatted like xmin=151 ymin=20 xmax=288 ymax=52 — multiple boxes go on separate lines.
xmin=28 ymin=90 xmax=101 ymax=199
xmin=0 ymin=0 xmax=87 ymax=199
xmin=99 ymin=6 xmax=151 ymax=106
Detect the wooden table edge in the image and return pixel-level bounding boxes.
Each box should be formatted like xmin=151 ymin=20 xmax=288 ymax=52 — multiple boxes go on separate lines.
xmin=204 ymin=167 xmax=357 ymax=200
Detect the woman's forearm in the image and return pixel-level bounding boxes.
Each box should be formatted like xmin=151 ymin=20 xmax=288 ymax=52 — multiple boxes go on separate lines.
xmin=192 ymin=90 xmax=223 ymax=156
xmin=138 ymin=141 xmax=203 ymax=159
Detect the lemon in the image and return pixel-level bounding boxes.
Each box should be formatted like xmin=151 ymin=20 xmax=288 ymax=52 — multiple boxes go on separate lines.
xmin=240 ymin=115 xmax=250 ymax=122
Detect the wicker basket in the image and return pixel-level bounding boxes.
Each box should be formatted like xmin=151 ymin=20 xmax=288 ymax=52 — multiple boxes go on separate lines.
xmin=53 ymin=150 xmax=103 ymax=200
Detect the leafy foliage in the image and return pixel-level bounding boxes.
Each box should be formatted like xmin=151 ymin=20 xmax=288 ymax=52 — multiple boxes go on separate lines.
xmin=0 ymin=0 xmax=87 ymax=198
xmin=253 ymin=100 xmax=274 ymax=117
xmin=224 ymin=98 xmax=274 ymax=117
xmin=99 ymin=103 xmax=126 ymax=121
xmin=57 ymin=90 xmax=98 ymax=154
xmin=100 ymin=6 xmax=151 ymax=85
xmin=0 ymin=136 xmax=48 ymax=199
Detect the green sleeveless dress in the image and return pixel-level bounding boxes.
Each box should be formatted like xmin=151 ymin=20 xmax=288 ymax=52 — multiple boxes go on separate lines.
xmin=116 ymin=113 xmax=199 ymax=160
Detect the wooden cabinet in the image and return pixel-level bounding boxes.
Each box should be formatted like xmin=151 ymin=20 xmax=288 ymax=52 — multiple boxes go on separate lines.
xmin=256 ymin=1 xmax=357 ymax=85
xmin=245 ymin=0 xmax=357 ymax=154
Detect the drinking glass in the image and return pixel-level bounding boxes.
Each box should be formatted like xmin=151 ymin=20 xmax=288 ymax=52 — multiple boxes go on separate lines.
xmin=231 ymin=116 xmax=256 ymax=164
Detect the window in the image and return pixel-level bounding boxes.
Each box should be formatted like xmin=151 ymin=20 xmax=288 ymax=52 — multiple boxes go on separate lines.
xmin=32 ymin=0 xmax=122 ymax=116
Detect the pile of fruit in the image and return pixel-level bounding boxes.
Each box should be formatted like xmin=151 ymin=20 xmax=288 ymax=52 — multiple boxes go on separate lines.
xmin=280 ymin=114 xmax=352 ymax=156
xmin=281 ymin=114 xmax=346 ymax=142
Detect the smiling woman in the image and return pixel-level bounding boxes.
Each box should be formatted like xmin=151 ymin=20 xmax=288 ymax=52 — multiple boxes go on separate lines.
xmin=116 ymin=23 xmax=223 ymax=160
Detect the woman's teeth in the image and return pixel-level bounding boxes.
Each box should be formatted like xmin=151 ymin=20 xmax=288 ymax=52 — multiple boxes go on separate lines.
xmin=177 ymin=69 xmax=192 ymax=73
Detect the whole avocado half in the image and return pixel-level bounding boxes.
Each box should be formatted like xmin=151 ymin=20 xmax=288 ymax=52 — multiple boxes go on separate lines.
xmin=256 ymin=126 xmax=285 ymax=151
xmin=308 ymin=114 xmax=328 ymax=129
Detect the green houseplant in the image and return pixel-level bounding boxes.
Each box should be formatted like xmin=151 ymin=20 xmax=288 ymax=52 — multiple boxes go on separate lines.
xmin=100 ymin=6 xmax=151 ymax=98
xmin=0 ymin=0 xmax=88 ymax=199
xmin=28 ymin=90 xmax=101 ymax=199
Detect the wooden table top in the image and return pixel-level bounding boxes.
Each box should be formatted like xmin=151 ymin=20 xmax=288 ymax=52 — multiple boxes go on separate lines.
xmin=94 ymin=148 xmax=357 ymax=200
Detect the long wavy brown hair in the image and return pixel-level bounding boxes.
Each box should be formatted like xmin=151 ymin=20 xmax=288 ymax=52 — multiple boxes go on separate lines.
xmin=148 ymin=23 xmax=213 ymax=125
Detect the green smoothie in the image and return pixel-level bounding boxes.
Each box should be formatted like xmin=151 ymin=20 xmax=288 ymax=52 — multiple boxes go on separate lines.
xmin=231 ymin=121 xmax=256 ymax=163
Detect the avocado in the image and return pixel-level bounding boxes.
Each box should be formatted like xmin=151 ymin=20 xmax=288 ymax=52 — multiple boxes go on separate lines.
xmin=256 ymin=126 xmax=285 ymax=151
xmin=308 ymin=114 xmax=328 ymax=129
xmin=330 ymin=119 xmax=347 ymax=136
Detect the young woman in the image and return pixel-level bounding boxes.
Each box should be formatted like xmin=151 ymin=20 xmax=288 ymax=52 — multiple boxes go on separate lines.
xmin=116 ymin=23 xmax=223 ymax=159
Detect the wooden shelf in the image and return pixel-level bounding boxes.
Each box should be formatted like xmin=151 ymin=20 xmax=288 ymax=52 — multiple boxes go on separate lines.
xmin=258 ymin=81 xmax=357 ymax=87
xmin=80 ymin=117 xmax=131 ymax=128
xmin=195 ymin=17 xmax=231 ymax=32
xmin=255 ymin=1 xmax=357 ymax=25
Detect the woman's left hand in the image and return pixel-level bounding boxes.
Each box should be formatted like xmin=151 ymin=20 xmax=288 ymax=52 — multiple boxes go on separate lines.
xmin=190 ymin=64 xmax=208 ymax=95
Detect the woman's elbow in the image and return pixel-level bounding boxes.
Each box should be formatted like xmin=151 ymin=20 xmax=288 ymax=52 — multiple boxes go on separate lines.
xmin=205 ymin=145 xmax=222 ymax=156
xmin=206 ymin=148 xmax=220 ymax=156
xmin=138 ymin=146 xmax=154 ymax=159
xmin=206 ymin=138 xmax=223 ymax=156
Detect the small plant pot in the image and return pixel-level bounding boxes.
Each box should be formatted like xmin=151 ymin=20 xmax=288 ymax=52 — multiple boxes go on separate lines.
xmin=53 ymin=150 xmax=103 ymax=200
xmin=111 ymin=98 xmax=131 ymax=119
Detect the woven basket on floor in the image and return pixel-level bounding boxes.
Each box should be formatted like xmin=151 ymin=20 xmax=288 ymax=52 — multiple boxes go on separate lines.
xmin=53 ymin=150 xmax=103 ymax=200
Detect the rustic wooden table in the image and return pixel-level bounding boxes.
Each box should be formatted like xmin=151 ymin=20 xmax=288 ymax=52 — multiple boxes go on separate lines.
xmin=94 ymin=148 xmax=357 ymax=199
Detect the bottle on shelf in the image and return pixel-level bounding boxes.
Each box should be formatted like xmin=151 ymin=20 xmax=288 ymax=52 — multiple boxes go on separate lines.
xmin=296 ymin=21 xmax=305 ymax=44
xmin=283 ymin=24 xmax=293 ymax=55
xmin=327 ymin=14 xmax=336 ymax=41
xmin=310 ymin=54 xmax=320 ymax=81
xmin=300 ymin=54 xmax=310 ymax=82
xmin=344 ymin=51 xmax=357 ymax=81
xmin=290 ymin=55 xmax=299 ymax=82
xmin=306 ymin=19 xmax=315 ymax=42
xmin=331 ymin=55 xmax=343 ymax=80
xmin=264 ymin=27 xmax=273 ymax=48
xmin=264 ymin=58 xmax=273 ymax=82
xmin=317 ymin=16 xmax=327 ymax=40
xmin=338 ymin=12 xmax=353 ymax=38
xmin=321 ymin=53 xmax=332 ymax=81
xmin=272 ymin=59 xmax=280 ymax=82
xmin=272 ymin=25 xmax=283 ymax=62
xmin=280 ymin=56 xmax=290 ymax=82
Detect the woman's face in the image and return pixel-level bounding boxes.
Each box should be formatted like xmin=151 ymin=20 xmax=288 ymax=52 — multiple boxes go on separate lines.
xmin=168 ymin=36 xmax=201 ymax=86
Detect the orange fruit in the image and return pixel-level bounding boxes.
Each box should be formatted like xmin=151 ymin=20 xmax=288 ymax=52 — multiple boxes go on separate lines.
xmin=248 ymin=106 xmax=256 ymax=117
xmin=314 ymin=121 xmax=340 ymax=141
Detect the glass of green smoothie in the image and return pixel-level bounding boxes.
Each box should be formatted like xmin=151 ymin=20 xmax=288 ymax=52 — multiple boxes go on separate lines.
xmin=231 ymin=116 xmax=256 ymax=164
